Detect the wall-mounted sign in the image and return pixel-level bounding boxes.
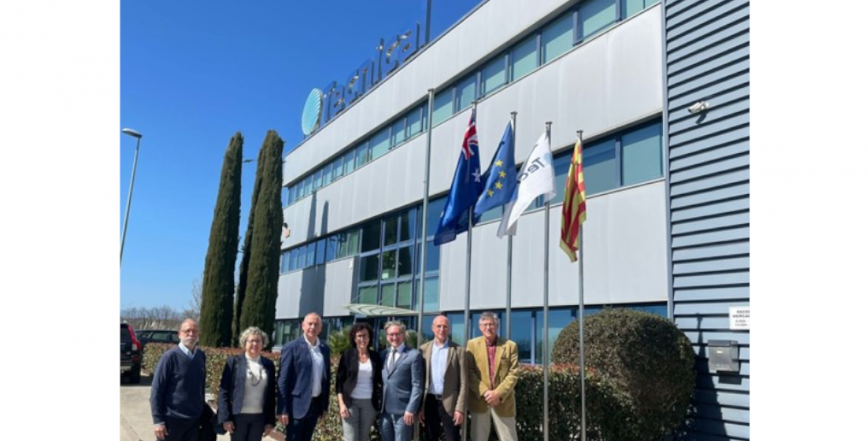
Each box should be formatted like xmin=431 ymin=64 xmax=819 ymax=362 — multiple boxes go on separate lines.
xmin=729 ymin=306 xmax=750 ymax=330
xmin=301 ymin=23 xmax=422 ymax=136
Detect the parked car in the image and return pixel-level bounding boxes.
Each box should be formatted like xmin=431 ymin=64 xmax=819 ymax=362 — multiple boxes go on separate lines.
xmin=121 ymin=323 xmax=142 ymax=383
xmin=137 ymin=329 xmax=180 ymax=347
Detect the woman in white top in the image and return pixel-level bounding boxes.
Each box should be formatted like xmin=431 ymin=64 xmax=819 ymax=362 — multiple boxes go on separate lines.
xmin=217 ymin=326 xmax=276 ymax=441
xmin=336 ymin=322 xmax=384 ymax=441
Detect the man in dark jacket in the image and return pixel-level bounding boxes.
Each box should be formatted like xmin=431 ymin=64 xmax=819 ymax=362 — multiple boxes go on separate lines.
xmin=150 ymin=319 xmax=207 ymax=441
xmin=278 ymin=312 xmax=331 ymax=441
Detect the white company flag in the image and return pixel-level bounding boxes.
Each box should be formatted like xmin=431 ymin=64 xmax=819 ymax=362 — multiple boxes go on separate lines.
xmin=497 ymin=130 xmax=556 ymax=237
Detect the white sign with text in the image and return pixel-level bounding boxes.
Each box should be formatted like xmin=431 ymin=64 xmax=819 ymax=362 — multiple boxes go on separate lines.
xmin=729 ymin=306 xmax=750 ymax=330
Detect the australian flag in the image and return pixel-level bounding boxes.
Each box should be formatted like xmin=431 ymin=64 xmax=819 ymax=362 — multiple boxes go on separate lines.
xmin=433 ymin=107 xmax=485 ymax=245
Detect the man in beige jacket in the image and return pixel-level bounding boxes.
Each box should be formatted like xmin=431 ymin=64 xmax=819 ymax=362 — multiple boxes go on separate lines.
xmin=466 ymin=312 xmax=519 ymax=441
xmin=420 ymin=315 xmax=467 ymax=441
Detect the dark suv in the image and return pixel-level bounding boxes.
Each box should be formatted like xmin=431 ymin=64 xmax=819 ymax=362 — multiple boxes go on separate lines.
xmin=137 ymin=329 xmax=180 ymax=347
xmin=121 ymin=323 xmax=142 ymax=383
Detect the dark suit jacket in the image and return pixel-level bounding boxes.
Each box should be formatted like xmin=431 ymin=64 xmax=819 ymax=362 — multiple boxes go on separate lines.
xmin=277 ymin=336 xmax=331 ymax=420
xmin=380 ymin=345 xmax=424 ymax=416
xmin=217 ymin=355 xmax=277 ymax=426
xmin=420 ymin=339 xmax=467 ymax=414
xmin=336 ymin=347 xmax=383 ymax=409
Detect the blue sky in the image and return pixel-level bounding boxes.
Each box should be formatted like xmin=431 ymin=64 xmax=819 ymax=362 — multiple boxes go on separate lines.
xmin=120 ymin=1 xmax=481 ymax=312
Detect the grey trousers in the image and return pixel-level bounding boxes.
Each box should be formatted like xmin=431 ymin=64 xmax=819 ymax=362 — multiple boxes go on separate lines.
xmin=341 ymin=399 xmax=377 ymax=441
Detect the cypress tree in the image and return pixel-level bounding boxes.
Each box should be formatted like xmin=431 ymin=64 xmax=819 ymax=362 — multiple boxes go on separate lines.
xmin=233 ymin=138 xmax=267 ymax=345
xmin=239 ymin=130 xmax=284 ymax=340
xmin=199 ymin=132 xmax=243 ymax=347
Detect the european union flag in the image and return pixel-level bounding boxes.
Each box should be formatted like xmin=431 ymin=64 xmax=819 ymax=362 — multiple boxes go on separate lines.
xmin=474 ymin=120 xmax=515 ymax=219
xmin=434 ymin=108 xmax=485 ymax=245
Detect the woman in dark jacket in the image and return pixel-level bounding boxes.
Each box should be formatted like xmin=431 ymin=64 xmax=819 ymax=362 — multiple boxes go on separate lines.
xmin=336 ymin=322 xmax=383 ymax=441
xmin=217 ymin=326 xmax=276 ymax=441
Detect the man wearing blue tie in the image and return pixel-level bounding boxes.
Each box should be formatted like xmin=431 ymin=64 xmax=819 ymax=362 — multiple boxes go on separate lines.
xmin=379 ymin=321 xmax=424 ymax=441
xmin=278 ymin=312 xmax=331 ymax=441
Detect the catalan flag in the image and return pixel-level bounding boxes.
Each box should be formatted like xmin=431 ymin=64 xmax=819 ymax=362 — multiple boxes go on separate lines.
xmin=559 ymin=136 xmax=587 ymax=262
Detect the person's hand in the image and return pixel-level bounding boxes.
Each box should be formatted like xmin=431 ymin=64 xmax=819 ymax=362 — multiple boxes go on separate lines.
xmin=222 ymin=421 xmax=235 ymax=434
xmin=419 ymin=411 xmax=426 ymax=424
xmin=453 ymin=411 xmax=465 ymax=426
xmin=484 ymin=390 xmax=501 ymax=406
xmin=340 ymin=404 xmax=350 ymax=420
xmin=263 ymin=424 xmax=274 ymax=436
xmin=403 ymin=411 xmax=415 ymax=426
xmin=279 ymin=414 xmax=289 ymax=426
xmin=154 ymin=424 xmax=168 ymax=440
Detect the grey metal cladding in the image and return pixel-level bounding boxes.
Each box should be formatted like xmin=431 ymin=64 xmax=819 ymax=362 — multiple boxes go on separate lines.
xmin=665 ymin=0 xmax=750 ymax=439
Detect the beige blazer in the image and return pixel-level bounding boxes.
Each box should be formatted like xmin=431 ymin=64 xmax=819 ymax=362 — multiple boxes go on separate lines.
xmin=465 ymin=336 xmax=519 ymax=417
xmin=420 ymin=339 xmax=467 ymax=414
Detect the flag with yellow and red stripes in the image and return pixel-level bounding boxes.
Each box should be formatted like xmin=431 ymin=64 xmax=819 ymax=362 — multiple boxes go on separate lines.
xmin=559 ymin=136 xmax=587 ymax=262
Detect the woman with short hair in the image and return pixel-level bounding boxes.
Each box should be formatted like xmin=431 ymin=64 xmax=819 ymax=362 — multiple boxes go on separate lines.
xmin=217 ymin=326 xmax=276 ymax=441
xmin=336 ymin=322 xmax=383 ymax=441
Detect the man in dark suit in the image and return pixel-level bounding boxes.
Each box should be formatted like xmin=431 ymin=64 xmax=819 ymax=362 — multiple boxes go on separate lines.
xmin=278 ymin=312 xmax=331 ymax=441
xmin=420 ymin=315 xmax=467 ymax=441
xmin=379 ymin=321 xmax=424 ymax=441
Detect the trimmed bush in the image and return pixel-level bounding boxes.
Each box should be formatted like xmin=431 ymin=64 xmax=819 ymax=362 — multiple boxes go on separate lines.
xmin=552 ymin=308 xmax=695 ymax=441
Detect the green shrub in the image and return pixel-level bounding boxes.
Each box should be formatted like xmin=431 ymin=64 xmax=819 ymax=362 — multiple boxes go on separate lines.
xmin=551 ymin=308 xmax=695 ymax=441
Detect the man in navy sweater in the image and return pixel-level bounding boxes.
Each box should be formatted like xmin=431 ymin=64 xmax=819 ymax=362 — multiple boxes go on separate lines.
xmin=278 ymin=312 xmax=331 ymax=441
xmin=150 ymin=318 xmax=207 ymax=441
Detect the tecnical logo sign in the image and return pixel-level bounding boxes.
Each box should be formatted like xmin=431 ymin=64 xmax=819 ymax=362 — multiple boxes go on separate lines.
xmin=301 ymin=23 xmax=422 ymax=136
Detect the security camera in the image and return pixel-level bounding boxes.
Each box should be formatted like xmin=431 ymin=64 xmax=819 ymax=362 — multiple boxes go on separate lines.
xmin=688 ymin=101 xmax=710 ymax=114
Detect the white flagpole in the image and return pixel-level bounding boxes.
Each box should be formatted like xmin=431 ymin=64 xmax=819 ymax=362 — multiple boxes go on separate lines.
xmin=577 ymin=130 xmax=587 ymax=441
xmin=543 ymin=121 xmax=552 ymax=441
xmin=417 ymin=89 xmax=435 ymax=344
xmin=506 ymin=111 xmax=517 ymax=339
xmin=463 ymin=101 xmax=478 ymax=354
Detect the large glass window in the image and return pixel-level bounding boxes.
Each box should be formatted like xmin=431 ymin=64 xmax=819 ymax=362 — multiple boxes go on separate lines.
xmin=432 ymin=89 xmax=453 ymax=126
xmin=542 ymin=13 xmax=574 ymax=63
xmin=417 ymin=241 xmax=440 ymax=275
xmin=360 ymin=254 xmax=380 ymax=283
xmin=419 ymin=277 xmax=438 ymax=312
xmin=549 ymin=153 xmax=574 ymax=205
xmin=381 ymin=250 xmax=397 ymax=280
xmin=446 ymin=313 xmax=466 ymax=345
xmin=303 ymin=175 xmax=312 ymax=197
xmin=370 ymin=128 xmax=391 ymax=160
xmin=326 ymin=235 xmax=339 ymax=262
xmin=399 ymin=210 xmax=415 ymax=243
xmin=481 ymin=55 xmax=507 ymax=96
xmin=425 ymin=197 xmax=447 ymax=238
xmin=359 ymin=286 xmax=378 ymax=305
xmin=313 ymin=169 xmax=322 ymax=190
xmin=345 ymin=229 xmax=360 ymax=256
xmin=281 ymin=251 xmax=290 ymax=273
xmin=581 ymin=0 xmax=617 ymax=40
xmin=290 ymin=248 xmax=300 ymax=271
xmin=397 ymin=281 xmax=414 ymax=310
xmin=321 ymin=163 xmax=332 ymax=187
xmin=315 ymin=239 xmax=326 ymax=265
xmin=621 ymin=123 xmax=662 ymax=186
xmin=381 ymin=284 xmax=396 ymax=307
xmin=361 ymin=221 xmax=381 ymax=252
xmin=332 ymin=158 xmax=344 ymax=180
xmin=305 ymin=243 xmax=315 ymax=267
xmin=535 ymin=309 xmax=573 ymax=365
xmin=510 ymin=310 xmax=534 ymax=363
xmin=510 ymin=35 xmax=538 ymax=81
xmin=397 ymin=246 xmax=413 ymax=277
xmin=455 ymin=75 xmax=477 ymax=112
xmin=384 ymin=215 xmax=399 ymax=247
xmin=584 ymin=139 xmax=618 ymax=195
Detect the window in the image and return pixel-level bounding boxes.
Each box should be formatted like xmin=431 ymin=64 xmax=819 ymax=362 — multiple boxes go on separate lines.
xmin=510 ymin=34 xmax=538 ymax=81
xmin=477 ymin=206 xmax=503 ymax=224
xmin=361 ymin=221 xmax=381 ymax=252
xmin=321 ymin=163 xmax=332 ymax=187
xmin=360 ymin=254 xmax=380 ymax=283
xmin=391 ymin=118 xmax=406 ymax=146
xmin=343 ymin=149 xmax=356 ymax=175
xmin=399 ymin=209 xmax=415 ymax=243
xmin=397 ymin=246 xmax=413 ymax=277
xmin=455 ymin=75 xmax=477 ymax=112
xmin=432 ymin=88 xmax=453 ymax=126
xmin=359 ymin=285 xmax=378 ymax=305
xmin=425 ymin=197 xmax=447 ymax=238
xmin=407 ymin=105 xmax=424 ymax=137
xmin=549 ymin=153 xmax=575 ymax=205
xmin=621 ymin=123 xmax=662 ymax=186
xmin=305 ymin=244 xmax=316 ymax=267
xmin=481 ymin=55 xmax=507 ymax=96
xmin=446 ymin=313 xmax=466 ymax=345
xmin=542 ymin=13 xmax=574 ymax=63
xmin=381 ymin=284 xmax=396 ymax=307
xmin=420 ymin=277 xmax=438 ymax=312
xmin=315 ymin=239 xmax=326 ymax=265
xmin=332 ymin=158 xmax=344 ymax=180
xmin=286 ymin=186 xmax=295 ymax=206
xmin=416 ymin=241 xmax=440 ymax=276
xmin=370 ymin=128 xmax=390 ymax=160
xmin=281 ymin=251 xmax=291 ymax=273
xmin=381 ymin=250 xmax=397 ymax=280
xmin=584 ymin=138 xmax=618 ymax=195
xmin=581 ymin=0 xmax=617 ymax=40
xmin=356 ymin=142 xmax=370 ymax=168
xmin=535 ymin=309 xmax=572 ymax=365
xmin=510 ymin=310 xmax=533 ymax=363
xmin=326 ymin=235 xmax=339 ymax=262
xmin=303 ymin=175 xmax=312 ymax=197
xmin=290 ymin=248 xmax=300 ymax=270
xmin=313 ymin=169 xmax=322 ymax=190
xmin=384 ymin=215 xmax=399 ymax=247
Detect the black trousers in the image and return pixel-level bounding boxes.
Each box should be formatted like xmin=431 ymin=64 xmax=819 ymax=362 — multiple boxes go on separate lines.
xmin=231 ymin=413 xmax=266 ymax=441
xmin=287 ymin=395 xmax=324 ymax=441
xmin=424 ymin=394 xmax=460 ymax=441
xmin=163 ymin=416 xmax=199 ymax=441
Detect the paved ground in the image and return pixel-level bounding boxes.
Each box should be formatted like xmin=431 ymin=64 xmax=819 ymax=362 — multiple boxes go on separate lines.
xmin=120 ymin=374 xmax=236 ymax=441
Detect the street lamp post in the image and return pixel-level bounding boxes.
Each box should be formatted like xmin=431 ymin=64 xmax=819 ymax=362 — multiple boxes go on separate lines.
xmin=121 ymin=128 xmax=143 ymax=265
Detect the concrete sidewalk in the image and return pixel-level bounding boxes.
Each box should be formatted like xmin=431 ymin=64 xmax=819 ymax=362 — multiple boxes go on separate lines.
xmin=120 ymin=374 xmax=239 ymax=441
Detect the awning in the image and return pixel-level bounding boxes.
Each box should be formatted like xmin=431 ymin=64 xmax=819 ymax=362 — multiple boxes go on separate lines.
xmin=345 ymin=304 xmax=418 ymax=317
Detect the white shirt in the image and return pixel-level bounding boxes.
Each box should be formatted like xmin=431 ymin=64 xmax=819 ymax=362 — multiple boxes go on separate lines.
xmin=429 ymin=339 xmax=449 ymax=395
xmin=350 ymin=359 xmax=374 ymax=400
xmin=306 ymin=337 xmax=324 ymax=397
